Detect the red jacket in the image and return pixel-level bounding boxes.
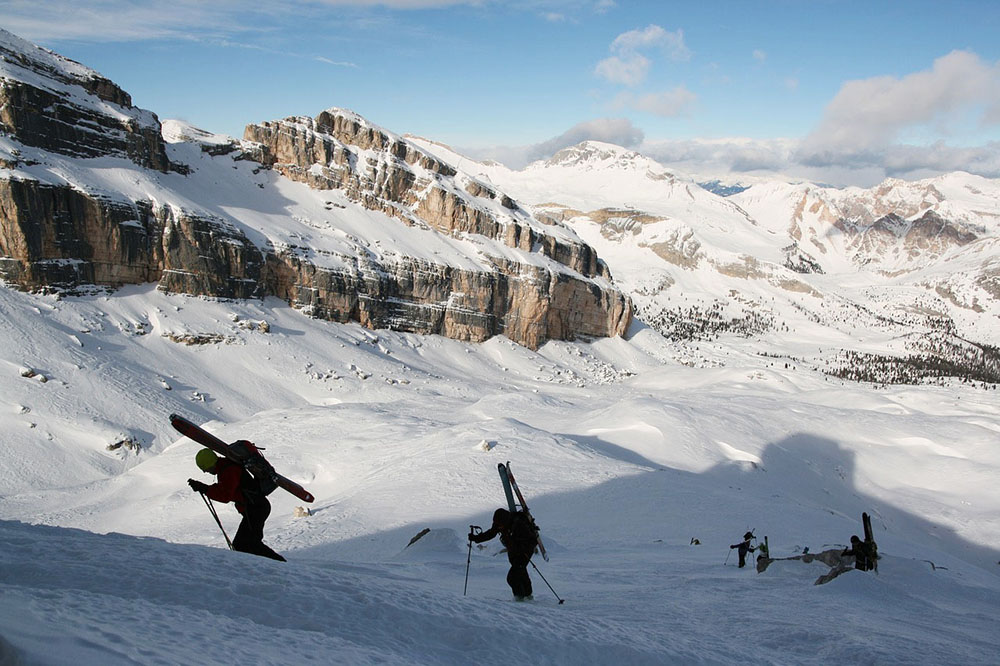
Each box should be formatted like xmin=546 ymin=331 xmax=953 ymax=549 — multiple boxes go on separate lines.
xmin=204 ymin=459 xmax=248 ymax=513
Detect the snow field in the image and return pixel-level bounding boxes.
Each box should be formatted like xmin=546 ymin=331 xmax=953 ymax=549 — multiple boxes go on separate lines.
xmin=1 ymin=286 xmax=999 ymax=664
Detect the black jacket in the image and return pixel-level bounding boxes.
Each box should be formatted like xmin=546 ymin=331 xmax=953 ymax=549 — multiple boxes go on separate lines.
xmin=472 ymin=512 xmax=537 ymax=558
xmin=842 ymin=541 xmax=875 ymax=571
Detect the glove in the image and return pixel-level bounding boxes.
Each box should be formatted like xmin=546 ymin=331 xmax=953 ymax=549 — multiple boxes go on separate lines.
xmin=468 ymin=531 xmax=476 ymax=541
xmin=188 ymin=479 xmax=209 ymax=493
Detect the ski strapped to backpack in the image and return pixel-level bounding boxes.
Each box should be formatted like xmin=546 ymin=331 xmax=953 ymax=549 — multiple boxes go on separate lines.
xmin=170 ymin=413 xmax=314 ymax=503
xmin=498 ymin=461 xmax=549 ymax=562
xmin=498 ymin=462 xmax=516 ymax=513
xmin=863 ymin=511 xmax=878 ymax=572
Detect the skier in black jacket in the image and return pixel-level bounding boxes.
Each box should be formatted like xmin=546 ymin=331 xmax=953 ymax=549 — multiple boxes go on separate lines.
xmin=470 ymin=508 xmax=538 ymax=600
xmin=730 ymin=531 xmax=756 ymax=568
xmin=841 ymin=535 xmax=874 ymax=571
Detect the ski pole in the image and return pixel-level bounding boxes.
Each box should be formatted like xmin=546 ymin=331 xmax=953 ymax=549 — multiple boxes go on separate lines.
xmin=464 ymin=525 xmax=480 ymax=596
xmin=725 ymin=548 xmax=732 ymax=566
xmin=200 ymin=492 xmax=233 ymax=550
xmin=529 ymin=559 xmax=565 ymax=604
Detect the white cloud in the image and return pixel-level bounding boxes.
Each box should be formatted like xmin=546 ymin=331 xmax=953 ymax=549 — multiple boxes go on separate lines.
xmin=614 ymin=87 xmax=697 ymax=117
xmin=609 ymin=25 xmax=689 ymax=61
xmin=594 ymin=24 xmax=689 ymax=87
xmin=640 ymin=135 xmax=1000 ymax=187
xmin=642 ymin=137 xmax=795 ymax=174
xmin=462 ymin=117 xmax=645 ymax=169
xmin=595 ymin=54 xmax=651 ymax=87
xmin=753 ymin=49 xmax=766 ymax=62
xmin=798 ymin=50 xmax=1000 ymax=167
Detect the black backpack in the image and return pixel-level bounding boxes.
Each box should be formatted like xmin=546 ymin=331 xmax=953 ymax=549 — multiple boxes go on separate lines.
xmin=229 ymin=440 xmax=279 ymax=497
xmin=509 ymin=511 xmax=540 ymax=553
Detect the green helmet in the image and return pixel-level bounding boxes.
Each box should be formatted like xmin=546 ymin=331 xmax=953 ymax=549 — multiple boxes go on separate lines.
xmin=195 ymin=448 xmax=218 ymax=472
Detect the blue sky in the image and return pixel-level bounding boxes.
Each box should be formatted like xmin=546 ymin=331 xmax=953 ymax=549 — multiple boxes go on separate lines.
xmin=3 ymin=0 xmax=1000 ymax=185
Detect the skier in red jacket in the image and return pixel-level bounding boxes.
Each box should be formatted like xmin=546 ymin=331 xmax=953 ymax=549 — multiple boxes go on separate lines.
xmin=188 ymin=448 xmax=285 ymax=561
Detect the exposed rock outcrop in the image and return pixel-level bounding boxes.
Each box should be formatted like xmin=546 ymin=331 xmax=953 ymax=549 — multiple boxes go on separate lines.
xmin=0 ymin=29 xmax=174 ymax=172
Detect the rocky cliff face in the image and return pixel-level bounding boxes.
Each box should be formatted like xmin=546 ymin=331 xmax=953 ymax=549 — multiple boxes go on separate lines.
xmin=0 ymin=30 xmax=174 ymax=172
xmin=0 ymin=31 xmax=630 ymax=349
xmin=0 ymin=177 xmax=266 ymax=299
xmin=243 ymin=111 xmax=605 ymax=279
xmin=238 ymin=109 xmax=630 ymax=347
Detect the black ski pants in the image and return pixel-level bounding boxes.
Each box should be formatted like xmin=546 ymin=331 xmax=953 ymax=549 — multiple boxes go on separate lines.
xmin=506 ymin=551 xmax=532 ymax=598
xmin=233 ymin=497 xmax=286 ymax=562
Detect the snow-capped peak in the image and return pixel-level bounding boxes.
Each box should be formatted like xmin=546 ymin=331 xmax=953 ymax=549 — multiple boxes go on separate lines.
xmin=539 ymin=141 xmax=665 ymax=174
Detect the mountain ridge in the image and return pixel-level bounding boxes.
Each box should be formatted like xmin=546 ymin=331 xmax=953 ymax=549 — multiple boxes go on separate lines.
xmin=411 ymin=136 xmax=1000 ymax=385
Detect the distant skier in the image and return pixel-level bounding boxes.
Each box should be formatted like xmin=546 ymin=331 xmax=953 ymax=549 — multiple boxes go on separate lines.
xmin=730 ymin=531 xmax=756 ymax=568
xmin=188 ymin=448 xmax=286 ymax=562
xmin=841 ymin=535 xmax=874 ymax=571
xmin=470 ymin=508 xmax=538 ymax=600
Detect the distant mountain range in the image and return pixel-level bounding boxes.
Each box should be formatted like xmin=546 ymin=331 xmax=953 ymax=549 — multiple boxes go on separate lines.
xmin=2 ymin=28 xmax=998 ymax=385
xmin=411 ymin=139 xmax=1000 ymax=385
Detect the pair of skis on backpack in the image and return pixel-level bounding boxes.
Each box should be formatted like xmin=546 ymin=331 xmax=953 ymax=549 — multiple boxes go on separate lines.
xmin=170 ymin=413 xmax=315 ymax=503
xmin=498 ymin=461 xmax=549 ymax=562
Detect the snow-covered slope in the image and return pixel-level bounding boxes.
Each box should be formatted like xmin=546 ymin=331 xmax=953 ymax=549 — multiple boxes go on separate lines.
xmin=1 ymin=282 xmax=999 ymax=664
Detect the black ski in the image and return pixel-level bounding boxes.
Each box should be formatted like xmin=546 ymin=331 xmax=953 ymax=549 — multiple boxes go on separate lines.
xmin=498 ymin=463 xmax=516 ymax=513
xmin=863 ymin=512 xmax=878 ymax=571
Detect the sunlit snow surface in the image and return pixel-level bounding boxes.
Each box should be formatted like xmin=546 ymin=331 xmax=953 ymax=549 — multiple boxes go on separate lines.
xmin=1 ymin=284 xmax=998 ymax=665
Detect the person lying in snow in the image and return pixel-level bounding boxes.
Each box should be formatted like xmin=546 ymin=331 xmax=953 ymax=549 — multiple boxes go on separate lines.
xmin=841 ymin=535 xmax=875 ymax=571
xmin=188 ymin=448 xmax=286 ymax=562
xmin=470 ymin=508 xmax=539 ymax=600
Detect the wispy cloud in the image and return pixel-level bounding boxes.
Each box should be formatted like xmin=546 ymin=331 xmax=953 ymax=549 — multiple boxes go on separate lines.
xmin=293 ymin=0 xmax=484 ymax=7
xmin=594 ymin=24 xmax=690 ymax=86
xmin=0 ymin=0 xmax=250 ymax=42
xmin=315 ymin=56 xmax=359 ymax=67
xmin=0 ymin=0 xmax=483 ymax=43
xmin=753 ymin=49 xmax=766 ymax=62
xmin=613 ymin=87 xmax=696 ymax=117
